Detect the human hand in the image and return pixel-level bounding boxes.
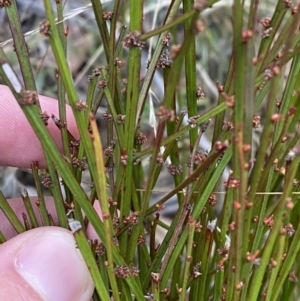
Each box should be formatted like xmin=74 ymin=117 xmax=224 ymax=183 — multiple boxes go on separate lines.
xmin=0 ymin=85 xmax=94 ymax=301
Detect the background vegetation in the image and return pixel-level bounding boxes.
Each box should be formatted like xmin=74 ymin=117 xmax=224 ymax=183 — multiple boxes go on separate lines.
xmin=1 ymin=0 xmax=300 ymax=300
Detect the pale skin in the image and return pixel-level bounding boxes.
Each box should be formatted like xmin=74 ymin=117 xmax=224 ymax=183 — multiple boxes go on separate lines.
xmin=0 ymin=85 xmax=99 ymax=301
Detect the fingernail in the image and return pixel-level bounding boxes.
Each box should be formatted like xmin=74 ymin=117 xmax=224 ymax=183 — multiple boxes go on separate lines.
xmin=14 ymin=229 xmax=93 ymax=301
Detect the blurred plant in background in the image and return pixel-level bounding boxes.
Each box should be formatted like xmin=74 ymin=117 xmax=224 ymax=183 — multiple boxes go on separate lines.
xmin=1 ymin=0 xmax=300 ymax=300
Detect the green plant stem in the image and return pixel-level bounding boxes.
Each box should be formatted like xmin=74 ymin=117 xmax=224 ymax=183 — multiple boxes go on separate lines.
xmin=20 ymin=188 xmax=39 ymax=228
xmin=160 ymin=230 xmax=188 ymax=289
xmin=169 ymin=257 xmax=183 ymax=300
xmin=255 ymin=111 xmax=295 ymax=196
xmin=137 ymin=0 xmax=182 ymax=122
xmin=179 ymin=218 xmax=195 ymax=301
xmin=127 ymin=121 xmax=165 ymax=263
xmin=91 ymin=88 xmax=105 ymax=113
xmin=0 ymin=191 xmax=25 ymax=234
xmin=273 ymin=57 xmax=300 ymax=144
xmin=56 ymin=0 xmax=69 ymax=153
xmin=101 ymin=70 xmax=124 ymax=147
xmin=90 ymin=114 xmax=120 ymax=301
xmin=86 ymin=75 xmax=99 ymax=124
xmin=23 ymin=214 xmax=30 ymax=230
xmin=31 ymin=162 xmax=51 ymax=226
xmin=271 ymin=220 xmax=300 ymax=299
xmin=265 ymin=234 xmax=285 ymax=301
xmin=97 ymin=253 xmax=109 ymax=291
xmin=244 ymin=75 xmax=283 ymax=261
xmin=241 ymin=179 xmax=272 ymax=300
xmin=164 ymin=70 xmax=184 ymax=212
xmin=256 ymin=2 xmax=288 ymax=72
xmin=229 ymin=0 xmax=248 ymax=296
xmin=150 ymin=214 xmax=159 ymax=261
xmin=247 ymin=75 xmax=280 ymax=218
xmin=106 ymin=0 xmax=122 ymax=194
xmin=198 ymin=228 xmax=214 ymax=301
xmin=146 ymin=114 xmax=185 ymax=197
xmin=5 ymin=2 xmax=36 ymax=90
xmin=119 ymin=0 xmax=143 ymax=258
xmin=71 ymin=224 xmax=111 ymax=301
xmin=116 ymin=24 xmax=128 ymax=57
xmin=56 ymin=1 xmax=74 ymax=206
xmin=47 ymin=158 xmax=70 ymax=228
xmin=0 ymin=230 xmax=6 ymax=243
xmin=212 ymin=58 xmax=234 ymax=143
xmin=189 ymin=229 xmax=201 ymax=300
xmin=151 ymin=273 xmax=160 ymax=301
xmin=183 ymin=0 xmax=198 ymax=149
xmin=213 ymin=267 xmax=225 ymax=301
xmin=90 ymin=0 xmax=110 ymax=61
xmin=258 ymin=15 xmax=294 ymax=73
xmin=247 ymin=154 xmax=300 ymax=301
xmin=141 ymin=9 xmax=198 ymax=41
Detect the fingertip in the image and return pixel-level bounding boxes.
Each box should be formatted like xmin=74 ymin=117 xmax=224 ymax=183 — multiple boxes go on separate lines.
xmin=0 ymin=227 xmax=94 ymax=301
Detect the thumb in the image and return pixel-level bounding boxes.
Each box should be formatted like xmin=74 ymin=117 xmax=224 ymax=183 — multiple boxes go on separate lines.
xmin=0 ymin=227 xmax=94 ymax=301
